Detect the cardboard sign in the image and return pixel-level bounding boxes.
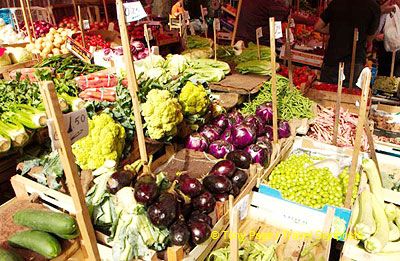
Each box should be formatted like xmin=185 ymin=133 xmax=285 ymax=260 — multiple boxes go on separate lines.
xmin=121 ymin=1 xmax=147 ymax=23
xmin=214 ymin=18 xmax=220 ymax=31
xmin=83 ymin=20 xmax=90 ymax=30
xmin=48 ymin=109 xmax=89 ymax=149
xmin=256 ymin=27 xmax=263 ymax=38
xmin=275 ymin=21 xmax=283 ymax=39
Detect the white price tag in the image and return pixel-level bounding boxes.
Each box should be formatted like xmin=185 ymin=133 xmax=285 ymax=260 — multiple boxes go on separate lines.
xmin=108 ymin=22 xmax=115 ymax=31
xmin=143 ymin=24 xmax=153 ymax=42
xmin=274 ymin=21 xmax=283 ymax=39
xmin=121 ymin=2 xmax=147 ymax=23
xmin=213 ymin=18 xmax=220 ymax=31
xmin=234 ymin=194 xmax=250 ymax=221
xmin=256 ymin=27 xmax=263 ymax=38
xmin=83 ymin=20 xmax=90 ymax=30
xmin=48 ymin=109 xmax=89 ymax=150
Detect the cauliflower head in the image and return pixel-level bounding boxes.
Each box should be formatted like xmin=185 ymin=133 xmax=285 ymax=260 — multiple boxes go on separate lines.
xmin=72 ymin=113 xmax=125 ymax=170
xmin=178 ymin=81 xmax=210 ymax=116
xmin=142 ymin=89 xmax=183 ymax=140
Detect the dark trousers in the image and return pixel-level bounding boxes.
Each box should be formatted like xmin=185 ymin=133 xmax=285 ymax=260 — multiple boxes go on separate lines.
xmin=376 ymin=41 xmax=400 ymax=77
xmin=320 ymin=63 xmax=364 ymax=87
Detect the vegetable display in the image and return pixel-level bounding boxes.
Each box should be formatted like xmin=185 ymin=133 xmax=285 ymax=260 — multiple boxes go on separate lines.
xmin=208 ymin=241 xmax=277 ymax=261
xmin=0 ymin=19 xmax=28 ymax=44
xmin=72 ymin=113 xmax=125 ymax=170
xmin=278 ymin=65 xmax=316 ymax=88
xmin=241 ymin=76 xmax=314 ymax=120
xmin=236 ymin=60 xmax=274 ymax=76
xmin=25 ymin=28 xmax=74 ymax=58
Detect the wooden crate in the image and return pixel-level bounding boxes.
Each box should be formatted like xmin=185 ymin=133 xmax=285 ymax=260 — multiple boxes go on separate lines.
xmin=0 ymin=60 xmax=39 ymax=80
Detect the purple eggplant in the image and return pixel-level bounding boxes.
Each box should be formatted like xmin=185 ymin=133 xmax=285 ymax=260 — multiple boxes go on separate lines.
xmin=179 ymin=174 xmax=203 ymax=197
xmin=192 ymin=191 xmax=216 ymax=214
xmin=244 ymin=115 xmax=266 ymax=137
xmin=245 ymin=144 xmax=270 ymax=166
xmin=220 ymin=129 xmax=233 ymax=144
xmin=147 ymin=192 xmax=177 ymax=228
xmin=211 ymin=114 xmax=229 ymax=130
xmin=209 ymin=160 xmax=236 ymax=178
xmin=225 ymin=150 xmax=252 ymax=169
xmin=278 ymin=121 xmax=291 ymax=138
xmin=203 ymin=175 xmax=232 ymax=194
xmin=134 ymin=175 xmax=159 ymax=205
xmin=189 ymin=211 xmax=212 ymax=227
xmin=169 ymin=221 xmax=190 ymax=246
xmin=199 ymin=125 xmax=222 ymax=143
xmin=231 ymin=169 xmax=248 ymax=189
xmin=256 ymin=103 xmax=273 ymax=124
xmin=186 ymin=133 xmax=209 ymax=152
xmin=231 ymin=124 xmax=256 ymax=149
xmin=189 ymin=221 xmax=211 ymax=245
xmin=256 ymin=136 xmax=273 ymax=157
xmin=208 ymin=140 xmax=235 ymax=159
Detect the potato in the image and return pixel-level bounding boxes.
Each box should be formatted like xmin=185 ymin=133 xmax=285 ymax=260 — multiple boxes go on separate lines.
xmin=61 ymin=31 xmax=68 ymax=37
xmin=46 ymin=34 xmax=54 ymax=42
xmin=36 ymin=42 xmax=43 ymax=50
xmin=49 ymin=28 xmax=56 ymax=34
xmin=52 ymin=48 xmax=60 ymax=55
xmin=54 ymin=41 xmax=61 ymax=48
xmin=61 ymin=48 xmax=69 ymax=55
xmin=57 ymin=28 xmax=63 ymax=33
xmin=36 ymin=37 xmax=43 ymax=44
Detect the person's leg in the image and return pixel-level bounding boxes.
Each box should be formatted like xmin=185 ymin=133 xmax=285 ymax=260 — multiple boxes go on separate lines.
xmin=320 ymin=64 xmax=339 ymax=84
xmin=376 ymin=41 xmax=392 ymax=76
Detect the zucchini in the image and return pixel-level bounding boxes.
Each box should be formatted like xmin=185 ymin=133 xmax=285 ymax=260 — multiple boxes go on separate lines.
xmin=0 ymin=247 xmax=23 ymax=261
xmin=13 ymin=209 xmax=77 ymax=235
xmin=353 ymin=191 xmax=376 ymax=240
xmin=55 ymin=229 xmax=80 ymax=240
xmin=8 ymin=230 xmax=61 ymax=259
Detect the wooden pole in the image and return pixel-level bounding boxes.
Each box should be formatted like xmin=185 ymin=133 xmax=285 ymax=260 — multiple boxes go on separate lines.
xmin=20 ymin=0 xmax=32 ymax=43
xmin=349 ymin=28 xmax=358 ymax=89
xmin=285 ymin=26 xmax=294 ymax=89
xmin=200 ymin=4 xmax=207 ymax=38
xmin=102 ymin=0 xmax=109 ymax=24
xmin=364 ymin=121 xmax=381 ymax=176
xmin=269 ymin=17 xmax=278 ymax=144
xmin=39 ymin=81 xmax=100 ymax=261
xmin=390 ymin=51 xmax=396 ymax=78
xmin=229 ymin=195 xmax=239 ymax=261
xmin=256 ymin=27 xmax=262 ymax=60
xmin=231 ymin=0 xmax=243 ymax=46
xmin=116 ymin=0 xmax=149 ymax=172
xmin=78 ymin=6 xmax=86 ymax=49
xmin=344 ymin=69 xmax=371 ymax=208
xmin=25 ymin=0 xmax=36 ymax=39
xmin=214 ymin=18 xmax=217 ymax=61
xmin=72 ymin=0 xmax=79 ymax=24
xmin=333 ymin=62 xmax=344 ymax=146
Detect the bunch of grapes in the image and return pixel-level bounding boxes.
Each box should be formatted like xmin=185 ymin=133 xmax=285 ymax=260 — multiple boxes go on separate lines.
xmin=268 ymin=154 xmax=345 ymax=209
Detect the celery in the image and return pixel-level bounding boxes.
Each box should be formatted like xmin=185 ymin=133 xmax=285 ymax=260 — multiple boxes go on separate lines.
xmin=0 ymin=119 xmax=29 ymax=147
xmin=59 ymin=93 xmax=85 ymax=112
xmin=0 ymin=134 xmax=11 ymax=153
xmin=7 ymin=104 xmax=46 ymax=129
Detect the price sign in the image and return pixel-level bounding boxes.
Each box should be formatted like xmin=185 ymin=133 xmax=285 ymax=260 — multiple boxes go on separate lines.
xmin=48 ymin=109 xmax=89 ymax=149
xmin=256 ymin=27 xmax=263 ymax=38
xmin=121 ymin=1 xmax=147 ymax=23
xmin=233 ymin=194 xmax=250 ymax=221
xmin=214 ymin=18 xmax=220 ymax=31
xmin=274 ymin=21 xmax=283 ymax=39
xmin=108 ymin=22 xmax=115 ymax=31
xmin=83 ymin=20 xmax=90 ymax=30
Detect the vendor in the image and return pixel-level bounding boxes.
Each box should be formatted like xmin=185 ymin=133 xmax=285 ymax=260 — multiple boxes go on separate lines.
xmin=314 ymin=0 xmax=380 ymax=86
xmin=235 ymin=0 xmax=289 ymax=45
xmin=171 ymin=0 xmax=185 ymax=18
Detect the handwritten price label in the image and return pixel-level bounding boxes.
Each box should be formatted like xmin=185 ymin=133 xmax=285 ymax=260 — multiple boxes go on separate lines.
xmin=83 ymin=20 xmax=90 ymax=30
xmin=274 ymin=21 xmax=283 ymax=39
xmin=214 ymin=18 xmax=221 ymax=31
xmin=256 ymin=27 xmax=263 ymax=38
xmin=121 ymin=1 xmax=147 ymax=23
xmin=48 ymin=109 xmax=89 ymax=150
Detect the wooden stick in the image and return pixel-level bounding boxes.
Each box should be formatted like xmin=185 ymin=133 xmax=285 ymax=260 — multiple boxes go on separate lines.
xmin=116 ymin=0 xmax=149 ymax=173
xmin=231 ymin=0 xmax=243 ymax=46
xmin=285 ymin=26 xmax=294 ymax=89
xmin=214 ymin=19 xmax=217 ymax=61
xmin=349 ymin=28 xmax=358 ymax=89
xmin=102 ymin=0 xmax=109 ymax=24
xmin=256 ymin=27 xmax=262 ymax=60
xmin=229 ymin=195 xmax=239 ymax=261
xmin=39 ymin=81 xmax=100 ymax=261
xmin=344 ymin=69 xmax=371 ymax=208
xmin=78 ymin=6 xmax=86 ymax=49
xmin=333 ymin=62 xmax=344 ymax=146
xmin=322 ymin=207 xmax=335 ymax=261
xmin=200 ymin=4 xmax=207 ymax=38
xmin=19 ymin=0 xmax=32 ymax=43
xmin=269 ymin=17 xmax=278 ymax=144
xmin=72 ymin=0 xmax=79 ymax=25
xmin=390 ymin=51 xmax=396 ymax=78
xmin=25 ymin=0 xmax=36 ymax=39
xmin=364 ymin=121 xmax=381 ymax=176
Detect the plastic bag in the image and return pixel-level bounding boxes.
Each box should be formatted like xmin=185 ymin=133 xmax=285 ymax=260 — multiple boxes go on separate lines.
xmin=384 ymin=5 xmax=400 ymax=52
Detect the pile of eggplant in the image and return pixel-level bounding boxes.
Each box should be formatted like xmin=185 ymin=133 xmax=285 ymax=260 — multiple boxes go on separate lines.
xmin=186 ymin=104 xmax=290 ymax=166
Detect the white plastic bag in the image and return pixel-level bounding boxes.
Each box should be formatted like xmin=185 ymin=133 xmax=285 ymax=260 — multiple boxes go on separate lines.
xmin=384 ymin=5 xmax=400 ymax=52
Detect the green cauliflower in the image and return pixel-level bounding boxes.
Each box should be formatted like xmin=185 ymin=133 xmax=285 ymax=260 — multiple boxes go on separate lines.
xmin=178 ymin=81 xmax=210 ymax=116
xmin=141 ymin=89 xmax=183 ymax=140
xmin=72 ymin=113 xmax=125 ymax=170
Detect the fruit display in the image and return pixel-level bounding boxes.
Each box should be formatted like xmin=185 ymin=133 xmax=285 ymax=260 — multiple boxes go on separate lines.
xmin=0 ymin=19 xmax=28 ymax=44
xmin=20 ymin=20 xmax=55 ymax=37
xmin=74 ymin=33 xmax=111 ymax=49
xmin=278 ymin=65 xmax=316 ymax=89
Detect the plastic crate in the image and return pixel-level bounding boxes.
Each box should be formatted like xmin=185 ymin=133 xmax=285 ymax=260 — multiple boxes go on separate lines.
xmin=0 ymin=8 xmax=13 ymax=26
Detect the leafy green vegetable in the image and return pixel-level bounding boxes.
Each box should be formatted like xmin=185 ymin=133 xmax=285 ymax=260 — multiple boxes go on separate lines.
xmin=191 ymin=59 xmax=231 ymax=74
xmin=182 ymin=47 xmax=213 ymax=59
xmin=236 ymin=60 xmax=273 ymax=75
xmin=0 ymin=80 xmax=41 ymax=112
xmin=0 ymin=119 xmax=29 ymax=148
xmin=234 ymin=43 xmax=271 ymax=63
xmin=4 ymin=104 xmax=46 ymax=129
xmin=187 ymin=35 xmax=213 ymax=49
xmin=207 ymin=241 xmax=277 ymax=261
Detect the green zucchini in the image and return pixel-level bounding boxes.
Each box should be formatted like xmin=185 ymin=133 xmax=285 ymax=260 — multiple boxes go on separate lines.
xmin=13 ymin=209 xmax=77 ymax=235
xmin=0 ymin=247 xmax=23 ymax=261
xmin=8 ymin=230 xmax=61 ymax=259
xmin=55 ymin=229 xmax=80 ymax=240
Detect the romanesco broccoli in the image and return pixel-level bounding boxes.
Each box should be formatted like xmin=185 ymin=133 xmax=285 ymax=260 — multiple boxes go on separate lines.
xmin=178 ymin=81 xmax=210 ymax=116
xmin=72 ymin=113 xmax=125 ymax=170
xmin=141 ymin=89 xmax=183 ymax=140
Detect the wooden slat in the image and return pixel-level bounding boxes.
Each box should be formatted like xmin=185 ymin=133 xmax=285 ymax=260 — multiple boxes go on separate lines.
xmin=333 ymin=62 xmax=344 ymax=146
xmin=269 ymin=17 xmax=278 ymax=144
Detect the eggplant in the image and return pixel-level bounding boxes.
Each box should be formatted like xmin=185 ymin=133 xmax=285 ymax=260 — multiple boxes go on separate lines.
xmin=134 ymin=175 xmax=159 ymax=205
xmin=214 ymin=193 xmax=229 ymax=202
xmin=107 ymin=170 xmax=134 ymax=194
xmin=147 ymin=192 xmax=177 ymax=228
xmin=230 ymin=184 xmax=240 ymax=197
xmin=209 ymin=160 xmax=236 ymax=178
xmin=203 ymin=175 xmax=232 ymax=194
xmin=169 ymin=221 xmax=190 ymax=246
xmin=208 ymin=140 xmax=235 ymax=159
xmin=211 ymin=114 xmax=229 ymax=130
xmin=231 ymin=169 xmax=248 ymax=189
xmin=226 ymin=150 xmax=252 ymax=169
xmin=189 ymin=221 xmax=211 ymax=245
xmin=189 ymin=211 xmax=212 ymax=227
xmin=192 ymin=191 xmax=216 ymax=214
xmin=179 ymin=174 xmax=203 ymax=197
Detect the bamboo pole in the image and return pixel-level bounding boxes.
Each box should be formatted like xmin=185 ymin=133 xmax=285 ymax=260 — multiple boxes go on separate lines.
xmin=256 ymin=27 xmax=262 ymax=60
xmin=72 ymin=0 xmax=79 ymax=24
xmin=229 ymin=195 xmax=239 ymax=261
xmin=349 ymin=28 xmax=358 ymax=89
xmin=39 ymin=81 xmax=100 ymax=261
xmin=19 ymin=0 xmax=32 ymax=43
xmin=102 ymin=0 xmax=109 ymax=24
xmin=231 ymin=0 xmax=243 ymax=46
xmin=285 ymin=26 xmax=294 ymax=89
xmin=344 ymin=69 xmax=371 ymax=208
xmin=200 ymin=5 xmax=208 ymax=38
xmin=333 ymin=62 xmax=344 ymax=146
xmin=269 ymin=17 xmax=278 ymax=144
xmin=364 ymin=121 xmax=381 ymax=176
xmin=116 ymin=0 xmax=149 ymax=173
xmin=25 ymin=0 xmax=36 ymax=39
xmin=390 ymin=51 xmax=396 ymax=78
xmin=78 ymin=6 xmax=86 ymax=49
xmin=213 ymin=18 xmax=218 ymax=61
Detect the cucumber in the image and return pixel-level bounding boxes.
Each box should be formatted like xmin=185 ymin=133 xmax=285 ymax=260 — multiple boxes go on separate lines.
xmin=0 ymin=247 xmax=23 ymax=261
xmin=8 ymin=230 xmax=61 ymax=259
xmin=55 ymin=229 xmax=80 ymax=240
xmin=13 ymin=209 xmax=77 ymax=235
